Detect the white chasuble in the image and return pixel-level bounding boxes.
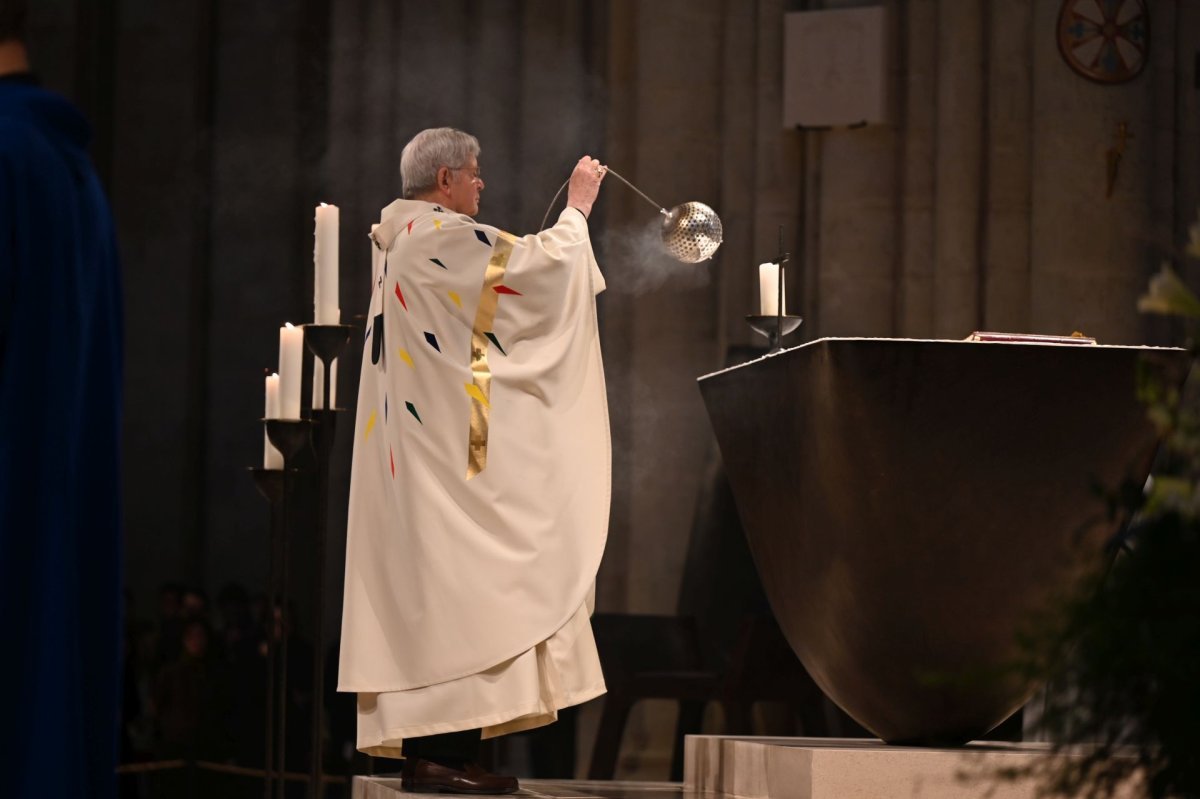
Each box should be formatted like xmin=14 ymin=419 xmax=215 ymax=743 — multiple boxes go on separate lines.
xmin=338 ymin=199 xmax=610 ymax=753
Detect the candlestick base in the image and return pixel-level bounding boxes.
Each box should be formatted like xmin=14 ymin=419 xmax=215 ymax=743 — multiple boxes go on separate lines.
xmin=746 ymin=314 xmax=804 ymax=352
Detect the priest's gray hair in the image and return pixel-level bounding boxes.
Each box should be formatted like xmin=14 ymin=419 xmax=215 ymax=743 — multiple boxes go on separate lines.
xmin=400 ymin=128 xmax=481 ymax=199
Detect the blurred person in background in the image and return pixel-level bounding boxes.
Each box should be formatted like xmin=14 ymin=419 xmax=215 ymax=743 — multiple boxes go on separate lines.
xmin=0 ymin=0 xmax=124 ymax=797
xmin=0 ymin=1 xmax=123 ymax=791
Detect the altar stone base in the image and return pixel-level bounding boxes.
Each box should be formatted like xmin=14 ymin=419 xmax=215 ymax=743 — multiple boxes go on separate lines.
xmin=683 ymin=736 xmax=1143 ymax=799
xmin=352 ymin=776 xmax=689 ymax=799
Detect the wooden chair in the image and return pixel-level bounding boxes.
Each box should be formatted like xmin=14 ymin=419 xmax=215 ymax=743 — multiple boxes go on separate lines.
xmin=587 ymin=613 xmax=839 ymax=781
xmin=587 ymin=613 xmax=721 ymax=780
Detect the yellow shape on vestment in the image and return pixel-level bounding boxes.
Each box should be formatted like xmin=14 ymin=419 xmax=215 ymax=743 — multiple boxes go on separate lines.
xmin=464 ymin=383 xmax=490 ymax=408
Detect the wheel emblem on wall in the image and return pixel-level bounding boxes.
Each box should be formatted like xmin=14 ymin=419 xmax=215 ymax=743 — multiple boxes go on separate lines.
xmin=1057 ymin=0 xmax=1149 ymax=84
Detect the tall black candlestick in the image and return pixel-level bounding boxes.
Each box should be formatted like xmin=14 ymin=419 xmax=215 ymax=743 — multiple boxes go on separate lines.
xmin=302 ymin=323 xmax=352 ymax=799
xmin=264 ymin=419 xmax=312 ymax=799
xmin=250 ymin=467 xmax=284 ymax=799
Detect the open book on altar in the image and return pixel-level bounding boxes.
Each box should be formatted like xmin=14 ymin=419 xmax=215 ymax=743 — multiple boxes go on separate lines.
xmin=966 ymin=331 xmax=1098 ymax=345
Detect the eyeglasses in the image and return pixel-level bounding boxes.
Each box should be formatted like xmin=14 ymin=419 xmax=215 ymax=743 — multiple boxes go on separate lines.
xmin=449 ymin=165 xmax=482 ymax=183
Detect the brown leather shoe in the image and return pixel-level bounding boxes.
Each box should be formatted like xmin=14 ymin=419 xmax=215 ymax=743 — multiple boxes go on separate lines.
xmin=401 ymin=758 xmax=519 ymax=794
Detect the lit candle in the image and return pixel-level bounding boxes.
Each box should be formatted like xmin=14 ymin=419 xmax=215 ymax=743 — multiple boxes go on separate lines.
xmin=315 ymin=203 xmax=340 ymax=324
xmin=759 ymin=262 xmax=786 ymax=315
xmin=278 ymin=323 xmax=303 ymax=419
xmin=312 ymin=357 xmax=337 ymax=410
xmin=263 ymin=373 xmax=283 ymax=469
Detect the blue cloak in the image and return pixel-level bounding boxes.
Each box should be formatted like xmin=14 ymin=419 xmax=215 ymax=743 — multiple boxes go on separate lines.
xmin=0 ymin=77 xmax=123 ymax=799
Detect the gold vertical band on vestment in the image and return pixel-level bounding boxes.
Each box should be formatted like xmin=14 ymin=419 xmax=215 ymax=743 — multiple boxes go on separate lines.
xmin=466 ymin=234 xmax=515 ymax=479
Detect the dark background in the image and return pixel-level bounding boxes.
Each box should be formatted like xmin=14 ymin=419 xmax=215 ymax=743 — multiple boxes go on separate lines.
xmin=21 ymin=0 xmax=1200 ymax=776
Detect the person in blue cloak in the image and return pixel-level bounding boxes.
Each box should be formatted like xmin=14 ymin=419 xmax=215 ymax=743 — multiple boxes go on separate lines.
xmin=0 ymin=1 xmax=124 ymax=797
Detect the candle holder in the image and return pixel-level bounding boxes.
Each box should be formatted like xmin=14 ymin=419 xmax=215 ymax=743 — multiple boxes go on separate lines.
xmin=301 ymin=323 xmax=352 ymax=797
xmin=749 ymin=226 xmax=801 ymax=353
xmin=252 ymin=325 xmax=351 ymax=798
xmin=265 ymin=418 xmax=313 ymax=462
xmin=304 ymin=324 xmax=353 ymax=412
xmin=746 ymin=314 xmax=804 ymax=352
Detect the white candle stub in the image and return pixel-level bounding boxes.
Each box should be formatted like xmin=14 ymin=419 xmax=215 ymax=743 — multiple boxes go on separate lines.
xmin=314 ymin=203 xmax=340 ymax=325
xmin=278 ymin=323 xmax=303 ymax=419
xmin=263 ymin=373 xmax=283 ymax=469
xmin=758 ymin=262 xmax=786 ymax=316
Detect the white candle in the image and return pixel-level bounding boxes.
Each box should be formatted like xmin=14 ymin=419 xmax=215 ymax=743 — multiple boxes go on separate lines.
xmin=314 ymin=203 xmax=340 ymax=324
xmin=759 ymin=262 xmax=786 ymax=315
xmin=278 ymin=323 xmax=303 ymax=419
xmin=312 ymin=357 xmax=337 ymax=410
xmin=263 ymin=373 xmax=283 ymax=469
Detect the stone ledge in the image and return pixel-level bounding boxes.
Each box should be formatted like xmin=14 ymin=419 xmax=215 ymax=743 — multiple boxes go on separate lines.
xmin=682 ymin=736 xmax=1142 ymax=799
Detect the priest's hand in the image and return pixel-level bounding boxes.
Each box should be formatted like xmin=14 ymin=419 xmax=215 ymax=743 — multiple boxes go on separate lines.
xmin=567 ymin=155 xmax=606 ymax=219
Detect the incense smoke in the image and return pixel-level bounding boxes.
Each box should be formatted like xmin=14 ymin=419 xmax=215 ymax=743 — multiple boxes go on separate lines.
xmin=597 ymin=217 xmax=712 ymax=296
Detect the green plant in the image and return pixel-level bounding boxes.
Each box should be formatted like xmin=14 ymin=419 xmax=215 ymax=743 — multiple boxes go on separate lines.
xmin=1018 ymin=256 xmax=1200 ymax=798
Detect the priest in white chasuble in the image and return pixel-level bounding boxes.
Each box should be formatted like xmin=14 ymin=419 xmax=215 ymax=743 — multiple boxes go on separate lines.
xmin=338 ymin=127 xmax=611 ymax=794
